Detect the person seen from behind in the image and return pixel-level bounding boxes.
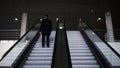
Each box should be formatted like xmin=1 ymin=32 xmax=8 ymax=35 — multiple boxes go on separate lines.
xmin=40 ymin=15 xmax=52 ymax=47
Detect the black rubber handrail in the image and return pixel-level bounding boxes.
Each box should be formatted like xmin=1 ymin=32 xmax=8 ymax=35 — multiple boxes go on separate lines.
xmin=63 ymin=19 xmax=72 ymax=68
xmin=0 ymin=19 xmax=40 ymax=61
xmin=80 ymin=29 xmax=108 ymax=68
xmin=51 ymin=20 xmax=59 ymax=68
xmin=85 ymin=22 xmax=120 ymax=58
xmin=51 ymin=19 xmax=72 ymax=68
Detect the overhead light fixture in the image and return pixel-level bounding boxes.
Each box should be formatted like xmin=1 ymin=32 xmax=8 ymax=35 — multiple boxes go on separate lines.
xmin=97 ymin=17 xmax=102 ymax=22
xmin=15 ymin=18 xmax=18 ymax=21
xmin=98 ymin=18 xmax=101 ymax=20
xmin=59 ymin=26 xmax=63 ymax=29
xmin=40 ymin=18 xmax=43 ymax=21
xmin=90 ymin=9 xmax=94 ymax=13
xmin=79 ymin=18 xmax=82 ymax=22
xmin=56 ymin=18 xmax=59 ymax=21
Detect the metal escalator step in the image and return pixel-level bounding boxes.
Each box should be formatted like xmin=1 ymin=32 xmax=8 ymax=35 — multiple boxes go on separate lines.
xmin=69 ymin=43 xmax=87 ymax=45
xmin=71 ymin=56 xmax=94 ymax=58
xmin=32 ymin=49 xmax=53 ymax=52
xmin=71 ymin=53 xmax=93 ymax=56
xmin=68 ymin=41 xmax=86 ymax=43
xmin=36 ymin=41 xmax=54 ymax=43
xmin=69 ymin=45 xmax=88 ymax=47
xmin=68 ymin=40 xmax=85 ymax=41
xmin=30 ymin=52 xmax=52 ymax=55
xmin=68 ymin=39 xmax=85 ymax=40
xmin=33 ymin=47 xmax=53 ymax=50
xmin=27 ymin=57 xmax=51 ymax=61
xmin=28 ymin=56 xmax=51 ymax=59
xmin=25 ymin=61 xmax=51 ymax=65
xmin=71 ymin=56 xmax=95 ymax=60
xmin=70 ymin=48 xmax=91 ymax=52
xmin=33 ymin=48 xmax=53 ymax=50
xmin=70 ymin=46 xmax=89 ymax=49
xmin=31 ymin=50 xmax=53 ymax=53
xmin=29 ymin=53 xmax=52 ymax=57
xmin=35 ymin=43 xmax=54 ymax=45
xmin=70 ymin=50 xmax=91 ymax=53
xmin=72 ymin=60 xmax=97 ymax=65
xmin=69 ymin=47 xmax=89 ymax=49
xmin=35 ymin=44 xmax=54 ymax=45
xmin=34 ymin=46 xmax=54 ymax=48
xmin=73 ymin=65 xmax=99 ymax=68
xmin=34 ymin=43 xmax=54 ymax=45
xmin=23 ymin=65 xmax=50 ymax=68
xmin=70 ymin=48 xmax=89 ymax=49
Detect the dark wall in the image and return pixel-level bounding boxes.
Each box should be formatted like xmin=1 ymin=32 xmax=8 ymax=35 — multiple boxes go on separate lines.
xmin=0 ymin=0 xmax=120 ymax=40
xmin=110 ymin=0 xmax=120 ymax=29
xmin=0 ymin=0 xmax=107 ymax=30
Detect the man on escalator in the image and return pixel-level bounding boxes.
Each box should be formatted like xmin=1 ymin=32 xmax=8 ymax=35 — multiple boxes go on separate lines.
xmin=40 ymin=15 xmax=52 ymax=47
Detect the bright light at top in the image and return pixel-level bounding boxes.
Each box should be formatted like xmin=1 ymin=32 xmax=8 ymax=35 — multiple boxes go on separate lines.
xmin=40 ymin=18 xmax=43 ymax=21
xmin=59 ymin=26 xmax=63 ymax=29
xmin=15 ymin=18 xmax=18 ymax=21
xmin=98 ymin=18 xmax=101 ymax=21
xmin=56 ymin=18 xmax=59 ymax=21
xmin=79 ymin=18 xmax=82 ymax=22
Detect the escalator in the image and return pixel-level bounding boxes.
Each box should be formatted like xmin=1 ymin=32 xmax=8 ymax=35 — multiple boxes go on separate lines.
xmin=0 ymin=18 xmax=57 ymax=68
xmin=1 ymin=18 xmax=120 ymax=68
xmin=67 ymin=31 xmax=100 ymax=68
xmin=23 ymin=31 xmax=55 ymax=68
xmin=78 ymin=22 xmax=120 ymax=68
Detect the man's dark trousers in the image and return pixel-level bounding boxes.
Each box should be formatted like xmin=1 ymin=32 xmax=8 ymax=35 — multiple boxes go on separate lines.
xmin=42 ymin=34 xmax=50 ymax=47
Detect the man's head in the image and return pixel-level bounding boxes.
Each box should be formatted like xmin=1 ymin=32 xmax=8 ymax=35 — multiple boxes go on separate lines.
xmin=43 ymin=15 xmax=48 ymax=19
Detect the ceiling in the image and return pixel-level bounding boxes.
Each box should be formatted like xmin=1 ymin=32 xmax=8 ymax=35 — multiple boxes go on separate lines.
xmin=0 ymin=0 xmax=119 ymax=29
xmin=0 ymin=0 xmax=108 ymax=13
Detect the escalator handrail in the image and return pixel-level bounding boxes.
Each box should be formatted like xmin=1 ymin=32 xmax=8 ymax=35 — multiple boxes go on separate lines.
xmin=0 ymin=19 xmax=40 ymax=61
xmin=51 ymin=19 xmax=72 ymax=68
xmin=84 ymin=22 xmax=120 ymax=58
xmin=51 ymin=20 xmax=58 ymax=68
xmin=64 ymin=21 xmax=73 ymax=68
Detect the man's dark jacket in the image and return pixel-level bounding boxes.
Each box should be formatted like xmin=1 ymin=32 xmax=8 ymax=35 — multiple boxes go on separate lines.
xmin=40 ymin=18 xmax=52 ymax=35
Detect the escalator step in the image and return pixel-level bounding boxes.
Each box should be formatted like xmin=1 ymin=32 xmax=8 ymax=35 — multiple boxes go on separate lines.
xmin=69 ymin=47 xmax=89 ymax=49
xmin=25 ymin=61 xmax=51 ymax=65
xmin=23 ymin=65 xmax=50 ymax=68
xmin=69 ymin=45 xmax=88 ymax=47
xmin=72 ymin=60 xmax=97 ymax=65
xmin=27 ymin=57 xmax=51 ymax=61
xmin=71 ymin=52 xmax=92 ymax=55
xmin=29 ymin=53 xmax=52 ymax=57
xmin=70 ymin=50 xmax=91 ymax=53
xmin=73 ymin=65 xmax=100 ymax=68
xmin=71 ymin=56 xmax=95 ymax=60
xmin=31 ymin=50 xmax=53 ymax=53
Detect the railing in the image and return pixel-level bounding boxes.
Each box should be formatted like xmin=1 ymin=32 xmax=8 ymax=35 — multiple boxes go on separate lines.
xmin=51 ymin=19 xmax=72 ymax=68
xmin=0 ymin=29 xmax=20 ymax=40
xmin=79 ymin=22 xmax=120 ymax=68
xmin=0 ymin=19 xmax=41 ymax=68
